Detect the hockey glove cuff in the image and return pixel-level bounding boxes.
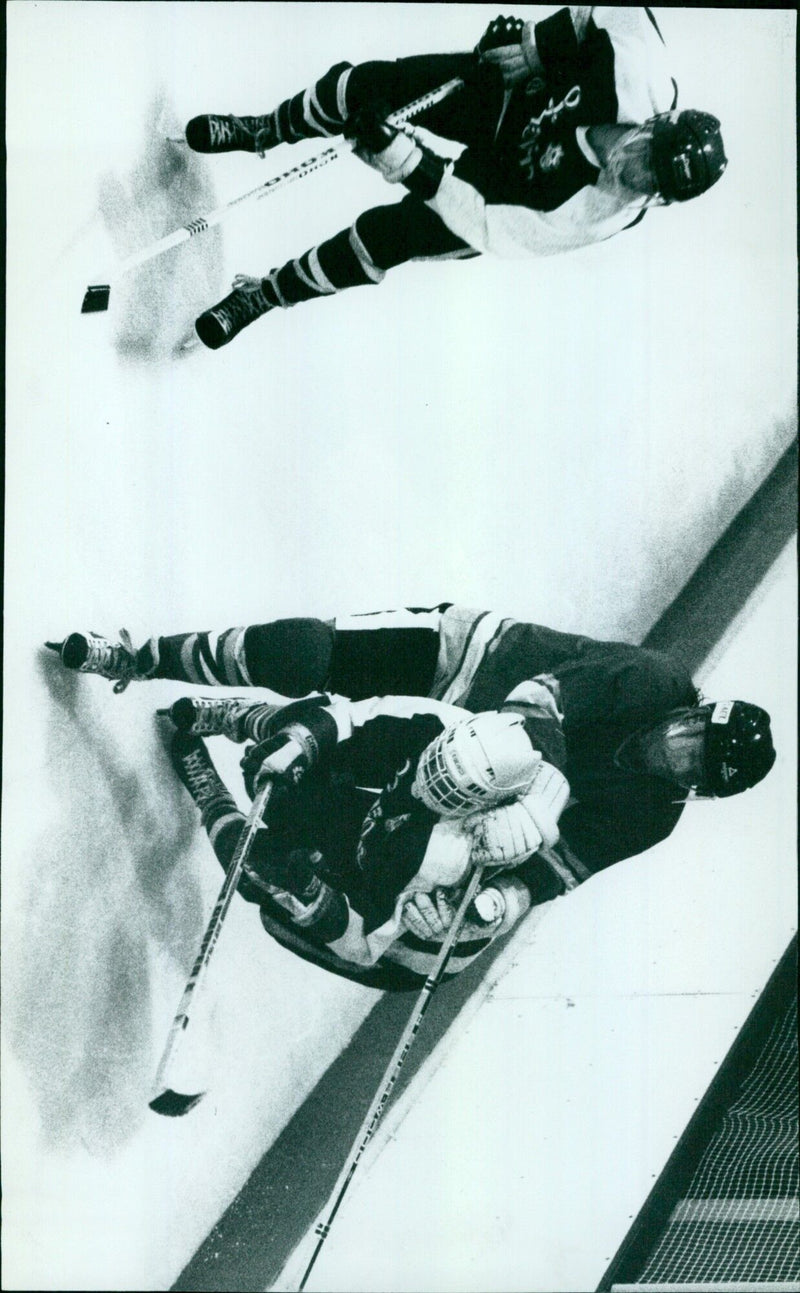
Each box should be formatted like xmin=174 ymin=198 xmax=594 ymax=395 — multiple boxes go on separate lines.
xmin=241 ymin=705 xmax=337 ymax=796
xmin=345 ymin=106 xmax=447 ymax=199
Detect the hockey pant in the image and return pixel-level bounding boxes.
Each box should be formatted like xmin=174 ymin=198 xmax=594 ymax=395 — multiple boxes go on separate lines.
xmin=246 ymin=55 xmax=506 ymax=319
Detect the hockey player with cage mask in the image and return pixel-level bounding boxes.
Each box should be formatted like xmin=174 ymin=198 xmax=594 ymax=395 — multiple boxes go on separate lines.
xmin=181 ymin=7 xmax=727 ymax=350
xmin=47 ymin=602 xmax=776 ymax=881
xmin=159 ymin=695 xmax=570 ymax=991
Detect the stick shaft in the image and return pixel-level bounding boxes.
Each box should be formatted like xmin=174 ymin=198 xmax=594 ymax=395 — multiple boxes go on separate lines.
xmin=298 ymin=860 xmax=485 ymax=1291
xmin=116 ymin=76 xmax=465 ymax=275
xmin=151 ymin=778 xmax=273 ymax=1094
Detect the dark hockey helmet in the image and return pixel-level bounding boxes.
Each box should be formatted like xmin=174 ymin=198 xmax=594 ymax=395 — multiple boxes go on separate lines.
xmin=700 ymin=700 xmax=776 ymax=797
xmin=650 ymin=110 xmax=727 ymax=203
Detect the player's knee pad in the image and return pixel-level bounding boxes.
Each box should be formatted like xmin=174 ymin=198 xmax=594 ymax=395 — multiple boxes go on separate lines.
xmin=243 ymin=619 xmax=334 ymax=694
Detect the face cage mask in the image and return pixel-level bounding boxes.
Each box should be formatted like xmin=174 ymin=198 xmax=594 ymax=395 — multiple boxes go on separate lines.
xmin=413 ymin=727 xmax=502 ymax=817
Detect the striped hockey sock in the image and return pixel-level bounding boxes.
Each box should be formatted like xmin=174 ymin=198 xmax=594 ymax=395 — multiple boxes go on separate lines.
xmin=271 ymin=62 xmax=354 ymax=143
xmin=153 ymin=620 xmax=334 ymax=694
xmin=261 ymin=223 xmax=384 ymax=312
xmin=157 ymin=627 xmax=254 ymax=688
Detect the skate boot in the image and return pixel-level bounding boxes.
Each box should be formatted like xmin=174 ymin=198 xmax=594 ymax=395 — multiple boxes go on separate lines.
xmin=170 ymin=732 xmax=240 ymax=835
xmin=46 ymin=630 xmax=159 ymax=694
xmin=185 ymin=114 xmax=278 ymax=157
xmin=161 ymin=696 xmax=282 ymax=743
xmin=195 ymin=279 xmax=273 ymax=350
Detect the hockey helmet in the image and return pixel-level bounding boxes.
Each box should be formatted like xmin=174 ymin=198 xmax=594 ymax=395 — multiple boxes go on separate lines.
xmin=701 ymin=700 xmax=775 ymax=797
xmin=412 ymin=712 xmax=540 ymax=818
xmin=650 ymin=110 xmax=727 ymax=203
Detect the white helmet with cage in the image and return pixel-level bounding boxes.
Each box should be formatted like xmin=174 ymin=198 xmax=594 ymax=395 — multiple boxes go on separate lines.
xmin=411 ymin=712 xmax=540 ymax=818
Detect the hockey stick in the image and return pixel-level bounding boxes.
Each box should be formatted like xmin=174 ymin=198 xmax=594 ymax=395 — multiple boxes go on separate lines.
xmin=81 ymin=75 xmax=465 ymax=314
xmin=149 ymin=776 xmax=274 ymax=1117
xmin=297 ymin=859 xmax=486 ymax=1291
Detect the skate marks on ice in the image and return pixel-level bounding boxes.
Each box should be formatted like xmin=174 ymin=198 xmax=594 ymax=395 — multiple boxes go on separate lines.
xmin=95 ymin=91 xmax=223 ymax=361
xmin=3 ymin=653 xmax=207 ymax=1151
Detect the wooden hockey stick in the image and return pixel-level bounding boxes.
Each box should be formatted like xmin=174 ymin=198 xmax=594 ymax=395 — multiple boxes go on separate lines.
xmin=149 ymin=777 xmax=274 ymax=1117
xmin=297 ymin=859 xmax=486 ymax=1291
xmin=81 ymin=75 xmax=464 ymax=314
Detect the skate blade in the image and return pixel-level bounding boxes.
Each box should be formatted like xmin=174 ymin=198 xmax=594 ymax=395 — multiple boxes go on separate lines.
xmin=149 ymin=1087 xmax=205 ymax=1117
xmin=82 ymin=284 xmax=110 ymax=314
xmin=175 ymin=329 xmax=202 ymax=356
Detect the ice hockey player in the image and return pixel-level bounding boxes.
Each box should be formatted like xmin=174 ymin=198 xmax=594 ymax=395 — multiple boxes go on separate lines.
xmin=46 ymin=602 xmax=776 ymax=881
xmin=162 ymin=694 xmax=570 ymax=990
xmin=183 ymin=8 xmax=727 ymax=349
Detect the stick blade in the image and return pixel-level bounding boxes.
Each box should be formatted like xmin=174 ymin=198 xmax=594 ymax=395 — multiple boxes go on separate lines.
xmin=81 ymin=284 xmax=110 ymax=314
xmin=149 ymin=1087 xmax=205 ymax=1117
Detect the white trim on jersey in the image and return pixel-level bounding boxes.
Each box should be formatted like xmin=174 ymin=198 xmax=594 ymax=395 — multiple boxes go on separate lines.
xmin=431 ymin=607 xmax=512 ymax=707
xmin=428 ymin=170 xmax=650 ymax=259
xmin=323 ymin=692 xmax=468 ymax=747
xmin=325 ymin=818 xmax=473 ymax=967
xmin=333 ymin=607 xmax=445 ymax=634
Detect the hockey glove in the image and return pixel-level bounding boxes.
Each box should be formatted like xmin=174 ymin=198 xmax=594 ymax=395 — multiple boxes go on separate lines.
xmin=402 ymin=885 xmax=505 ymax=942
xmin=475 ymin=14 xmax=542 ymax=87
xmin=401 ymin=888 xmax=456 ymax=940
xmin=241 ymin=730 xmax=308 ymax=797
xmin=344 ymin=105 xmax=447 ymax=200
xmin=465 ymin=760 xmax=570 ymax=866
xmin=259 ymin=848 xmax=349 ymax=943
xmin=466 ymin=798 xmax=543 ymax=867
xmin=241 ymin=702 xmax=339 ymax=797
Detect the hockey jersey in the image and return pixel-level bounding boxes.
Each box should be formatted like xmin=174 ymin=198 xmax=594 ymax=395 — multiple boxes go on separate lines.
xmin=252 ymin=693 xmax=562 ymax=991
xmin=429 ymin=7 xmax=678 ymax=256
xmin=331 ymin=605 xmax=700 ymax=872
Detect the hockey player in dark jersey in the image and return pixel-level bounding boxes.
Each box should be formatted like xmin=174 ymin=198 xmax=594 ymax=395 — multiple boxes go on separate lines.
xmin=181 ymin=8 xmax=727 ymax=350
xmin=47 ymin=603 xmax=776 ymax=880
xmin=161 ymin=693 xmax=570 ymax=991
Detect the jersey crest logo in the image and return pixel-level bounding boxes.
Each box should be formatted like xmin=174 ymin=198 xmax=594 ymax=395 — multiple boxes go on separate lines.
xmin=722 ymin=763 xmax=737 ymax=783
xmin=540 ymin=143 xmax=565 ymax=172
xmin=519 ymin=85 xmax=581 ymax=180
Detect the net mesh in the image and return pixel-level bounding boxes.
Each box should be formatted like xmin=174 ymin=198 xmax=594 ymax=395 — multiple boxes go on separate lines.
xmin=638 ymin=996 xmax=799 ymax=1286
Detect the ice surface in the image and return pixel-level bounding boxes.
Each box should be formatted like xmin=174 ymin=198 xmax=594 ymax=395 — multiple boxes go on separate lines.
xmin=3 ymin=5 xmax=797 ymax=1291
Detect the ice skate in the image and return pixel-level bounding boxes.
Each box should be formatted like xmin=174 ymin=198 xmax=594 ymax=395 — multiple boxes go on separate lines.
xmin=170 ymin=731 xmax=240 ymax=826
xmin=160 ymin=695 xmax=280 ymax=743
xmin=185 ymin=114 xmax=278 ymax=157
xmin=45 ymin=630 xmax=159 ymax=693
xmin=195 ymin=278 xmax=273 ymax=350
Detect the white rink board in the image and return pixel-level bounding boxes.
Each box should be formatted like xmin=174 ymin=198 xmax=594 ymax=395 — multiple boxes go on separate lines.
xmin=3 ymin=5 xmax=797 ymax=1291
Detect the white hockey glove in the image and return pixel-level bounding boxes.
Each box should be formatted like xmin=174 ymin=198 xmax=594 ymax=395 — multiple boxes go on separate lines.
xmin=402 ymin=885 xmax=507 ymax=941
xmin=465 ymin=760 xmax=570 ymax=866
xmin=401 ymin=888 xmax=456 ymax=940
xmin=475 ymin=16 xmax=542 ymax=87
xmin=344 ymin=106 xmax=447 ymax=199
